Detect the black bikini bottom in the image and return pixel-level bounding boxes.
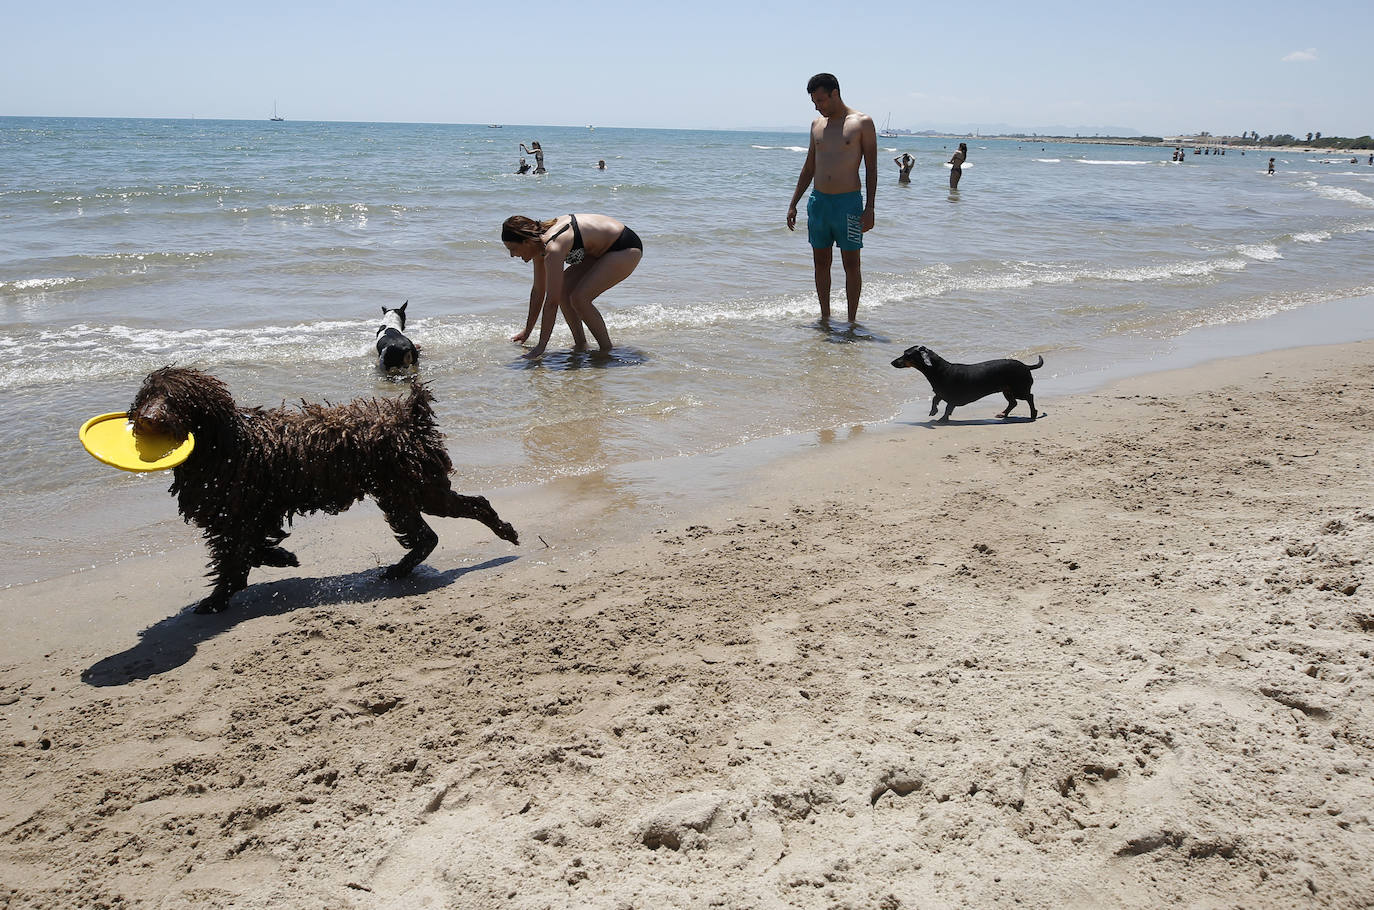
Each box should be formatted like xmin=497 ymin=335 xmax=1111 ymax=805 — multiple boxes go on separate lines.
xmin=607 ymin=226 xmax=643 ymax=253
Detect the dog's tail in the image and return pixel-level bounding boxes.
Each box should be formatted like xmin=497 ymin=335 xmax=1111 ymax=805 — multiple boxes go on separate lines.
xmin=400 ymin=378 xmax=453 ymax=474
xmin=1027 ymin=355 xmax=1044 ymax=370
xmin=403 ymin=378 xmax=438 ymax=421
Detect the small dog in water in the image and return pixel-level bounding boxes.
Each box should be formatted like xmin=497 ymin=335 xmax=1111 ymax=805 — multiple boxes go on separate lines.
xmin=376 ymin=300 xmax=419 ymax=374
xmin=891 ymin=345 xmax=1043 ymax=422
xmin=128 ymin=366 xmax=519 ymax=613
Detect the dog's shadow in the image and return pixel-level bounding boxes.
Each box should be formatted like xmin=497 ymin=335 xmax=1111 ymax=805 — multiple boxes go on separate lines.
xmin=900 ymin=413 xmax=1046 ymax=428
xmin=81 ymin=556 xmax=518 ymax=687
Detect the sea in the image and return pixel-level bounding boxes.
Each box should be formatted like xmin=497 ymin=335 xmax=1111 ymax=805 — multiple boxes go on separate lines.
xmin=3 ymin=117 xmax=1374 ymax=588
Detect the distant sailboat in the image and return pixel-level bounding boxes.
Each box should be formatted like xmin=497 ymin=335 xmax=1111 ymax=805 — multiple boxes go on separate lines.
xmin=270 ymin=101 xmax=284 ymax=122
xmin=879 ymin=113 xmax=898 ymax=138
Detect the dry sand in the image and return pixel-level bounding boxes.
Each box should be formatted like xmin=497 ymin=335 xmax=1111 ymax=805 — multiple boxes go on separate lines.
xmin=2 ymin=342 xmax=1372 ymax=909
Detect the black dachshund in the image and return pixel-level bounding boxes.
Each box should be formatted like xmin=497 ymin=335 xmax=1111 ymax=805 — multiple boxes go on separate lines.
xmin=892 ymin=345 xmax=1043 ymax=422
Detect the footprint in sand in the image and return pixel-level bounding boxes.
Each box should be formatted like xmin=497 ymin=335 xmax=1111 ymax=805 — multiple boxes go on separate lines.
xmin=754 ymin=614 xmax=799 ymax=664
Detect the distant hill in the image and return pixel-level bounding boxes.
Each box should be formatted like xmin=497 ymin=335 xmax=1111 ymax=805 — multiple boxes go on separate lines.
xmin=906 ymin=122 xmax=1144 ymax=137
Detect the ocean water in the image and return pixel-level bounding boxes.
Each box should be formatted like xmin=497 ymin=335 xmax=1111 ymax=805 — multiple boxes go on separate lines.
xmin=3 ymin=117 xmax=1374 ymax=585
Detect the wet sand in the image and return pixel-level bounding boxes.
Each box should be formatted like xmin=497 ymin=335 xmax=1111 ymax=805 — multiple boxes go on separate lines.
xmin=1 ymin=341 xmax=1372 ymax=908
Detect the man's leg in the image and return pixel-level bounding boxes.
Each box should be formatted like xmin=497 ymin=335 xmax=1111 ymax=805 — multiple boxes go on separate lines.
xmin=840 ymin=249 xmax=861 ymax=322
xmin=812 ymin=246 xmax=833 ymax=322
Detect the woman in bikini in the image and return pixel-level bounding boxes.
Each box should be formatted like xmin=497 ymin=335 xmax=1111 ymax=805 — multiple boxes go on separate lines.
xmin=501 ymin=213 xmax=643 ymax=359
xmin=948 ymin=142 xmax=967 ymax=190
xmin=519 ymin=141 xmax=545 ymax=174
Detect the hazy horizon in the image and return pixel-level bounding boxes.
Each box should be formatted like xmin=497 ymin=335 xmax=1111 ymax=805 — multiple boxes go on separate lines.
xmin=7 ymin=115 xmax=1369 ymax=143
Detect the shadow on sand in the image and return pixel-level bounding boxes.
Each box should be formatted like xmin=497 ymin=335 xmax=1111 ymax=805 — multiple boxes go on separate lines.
xmin=898 ymin=413 xmax=1045 ymax=429
xmin=81 ymin=555 xmax=519 ymax=687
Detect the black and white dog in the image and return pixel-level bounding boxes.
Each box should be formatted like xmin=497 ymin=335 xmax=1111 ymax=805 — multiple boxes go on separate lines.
xmin=376 ymin=301 xmax=419 ymax=374
xmin=892 ymin=344 xmax=1043 ymax=422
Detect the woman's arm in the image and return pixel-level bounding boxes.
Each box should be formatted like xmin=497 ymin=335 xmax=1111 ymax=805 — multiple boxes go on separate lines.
xmin=512 ymin=256 xmax=545 ymax=342
xmin=524 ymin=248 xmax=565 ymax=358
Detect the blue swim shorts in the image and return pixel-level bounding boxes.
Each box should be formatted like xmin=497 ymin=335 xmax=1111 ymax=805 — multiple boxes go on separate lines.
xmin=806 ymin=189 xmax=864 ymax=251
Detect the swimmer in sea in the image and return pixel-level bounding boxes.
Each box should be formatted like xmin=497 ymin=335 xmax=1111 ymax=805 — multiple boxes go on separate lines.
xmin=516 ymin=157 xmax=530 ymax=175
xmin=520 ymin=141 xmax=546 ymax=174
xmin=501 ymin=213 xmax=643 ymax=359
xmin=1268 ymin=157 xmax=1275 ymax=175
xmin=948 ymin=142 xmax=967 ymax=189
xmin=894 ymin=152 xmax=914 ymax=183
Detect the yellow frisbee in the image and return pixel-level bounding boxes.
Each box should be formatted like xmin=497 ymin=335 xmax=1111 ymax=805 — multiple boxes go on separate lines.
xmin=79 ymin=412 xmax=195 ymax=472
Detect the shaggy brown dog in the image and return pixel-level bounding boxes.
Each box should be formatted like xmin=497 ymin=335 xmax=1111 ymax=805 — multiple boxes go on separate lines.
xmin=129 ymin=366 xmax=519 ymax=613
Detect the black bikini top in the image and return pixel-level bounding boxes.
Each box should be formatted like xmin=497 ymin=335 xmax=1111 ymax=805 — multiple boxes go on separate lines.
xmin=546 ymin=214 xmax=586 ymax=265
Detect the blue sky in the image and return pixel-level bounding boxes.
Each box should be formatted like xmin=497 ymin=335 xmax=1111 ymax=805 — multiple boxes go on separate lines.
xmin=4 ymin=0 xmax=1370 ymax=137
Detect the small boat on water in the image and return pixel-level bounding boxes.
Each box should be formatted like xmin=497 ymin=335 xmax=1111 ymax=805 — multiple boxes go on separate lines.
xmin=879 ymin=113 xmax=898 ymax=138
xmin=270 ymin=101 xmax=284 ymax=122
xmin=488 ymin=124 xmax=503 ymax=128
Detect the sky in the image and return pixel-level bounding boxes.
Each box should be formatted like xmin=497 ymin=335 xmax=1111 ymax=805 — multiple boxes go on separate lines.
xmin=3 ymin=0 xmax=1371 ymax=138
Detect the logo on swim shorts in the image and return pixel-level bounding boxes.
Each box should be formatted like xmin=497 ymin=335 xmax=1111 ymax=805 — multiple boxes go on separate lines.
xmin=846 ymin=213 xmax=862 ymax=245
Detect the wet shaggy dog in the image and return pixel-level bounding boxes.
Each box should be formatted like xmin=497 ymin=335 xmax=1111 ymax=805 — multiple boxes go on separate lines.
xmin=891 ymin=345 xmax=1043 ymax=422
xmin=129 ymin=366 xmax=519 ymax=613
xmin=376 ymin=300 xmax=419 ymax=374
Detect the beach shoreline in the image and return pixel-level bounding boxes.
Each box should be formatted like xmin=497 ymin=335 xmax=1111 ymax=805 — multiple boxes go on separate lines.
xmin=10 ymin=290 xmax=1374 ymax=597
xmin=8 ymin=118 xmax=1374 ymax=600
xmin=2 ymin=339 xmax=1371 ymax=908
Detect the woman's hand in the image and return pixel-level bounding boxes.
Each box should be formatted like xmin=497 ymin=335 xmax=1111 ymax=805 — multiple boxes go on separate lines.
xmin=521 ymin=344 xmax=546 ymax=360
xmin=511 ymin=329 xmax=530 ymax=343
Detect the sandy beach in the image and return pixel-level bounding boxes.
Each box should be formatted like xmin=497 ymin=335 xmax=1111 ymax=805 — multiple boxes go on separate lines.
xmin=2 ymin=340 xmax=1372 ymax=909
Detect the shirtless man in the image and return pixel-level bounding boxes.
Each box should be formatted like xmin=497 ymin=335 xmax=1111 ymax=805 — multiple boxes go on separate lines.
xmin=787 ymin=73 xmax=877 ymax=323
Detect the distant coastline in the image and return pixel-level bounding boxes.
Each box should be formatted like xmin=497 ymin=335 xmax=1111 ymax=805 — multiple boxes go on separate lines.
xmin=908 ymin=134 xmax=1374 ymax=153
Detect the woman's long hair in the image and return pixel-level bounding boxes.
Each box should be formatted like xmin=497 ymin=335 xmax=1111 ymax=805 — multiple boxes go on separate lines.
xmin=502 ymin=215 xmax=559 ymax=245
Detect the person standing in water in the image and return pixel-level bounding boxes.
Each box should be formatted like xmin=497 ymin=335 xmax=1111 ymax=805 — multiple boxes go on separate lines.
xmin=786 ymin=72 xmax=877 ymax=324
xmin=520 ymin=141 xmax=546 ymax=174
xmin=894 ymin=152 xmax=914 ymax=183
xmin=501 ymin=213 xmax=643 ymax=359
xmin=948 ymin=142 xmax=967 ymax=189
xmin=1268 ymin=157 xmax=1276 ymax=175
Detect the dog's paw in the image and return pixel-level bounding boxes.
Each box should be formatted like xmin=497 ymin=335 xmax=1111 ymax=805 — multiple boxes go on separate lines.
xmin=255 ymin=546 xmax=300 ymax=568
xmin=497 ymin=522 xmax=520 ymax=545
xmin=379 ymin=564 xmax=412 ymax=581
xmin=193 ymin=597 xmax=230 ymax=614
